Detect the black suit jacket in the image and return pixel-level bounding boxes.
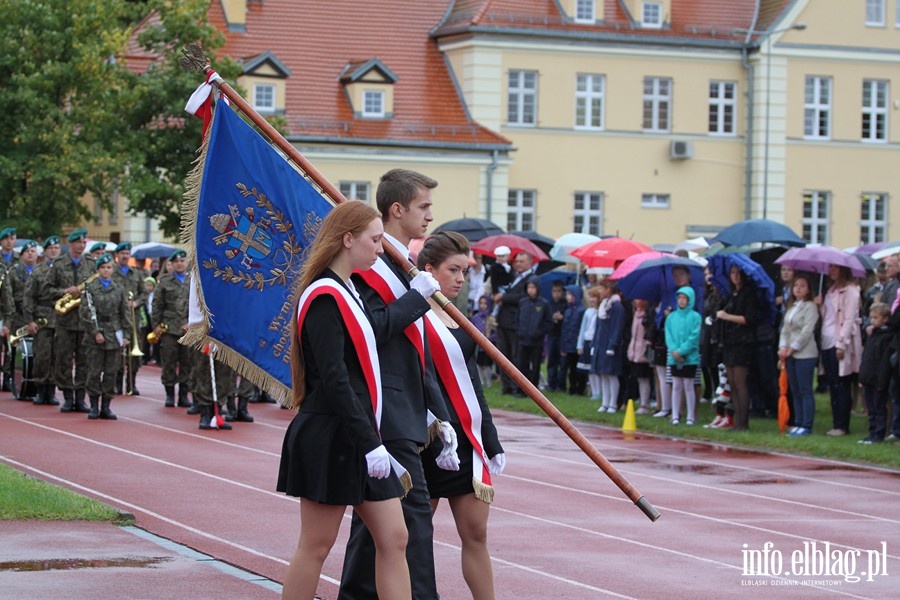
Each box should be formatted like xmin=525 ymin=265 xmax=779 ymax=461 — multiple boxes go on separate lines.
xmin=351 ymin=255 xmax=451 ymax=444
xmin=497 ymin=271 xmax=532 ymax=331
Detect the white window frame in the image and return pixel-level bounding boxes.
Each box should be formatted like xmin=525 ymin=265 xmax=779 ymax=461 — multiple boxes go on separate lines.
xmin=507 ymin=189 xmax=536 ymax=231
xmin=508 ymin=70 xmax=537 ymax=126
xmin=862 ymin=79 xmax=888 ymax=142
xmin=642 ymin=2 xmax=663 ymax=28
xmin=641 ymin=193 xmax=670 ymax=209
xmin=643 ymin=76 xmax=671 ymax=132
xmin=708 ymin=80 xmax=737 ymax=135
xmin=253 ymin=83 xmax=276 ymax=114
xmin=573 ymin=192 xmax=603 ymax=235
xmin=802 ymin=190 xmax=831 ymax=244
xmin=803 ymin=76 xmax=831 ymax=140
xmin=575 ymin=73 xmax=605 ymax=130
xmin=339 ymin=181 xmax=371 ymax=204
xmin=574 ymin=0 xmax=595 ymax=23
xmin=866 ymin=0 xmax=885 ymax=26
xmin=362 ymin=90 xmax=385 ymax=118
xmin=860 ymin=192 xmax=888 ymax=244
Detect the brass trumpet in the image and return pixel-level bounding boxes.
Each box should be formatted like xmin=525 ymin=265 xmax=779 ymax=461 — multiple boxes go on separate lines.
xmin=9 ymin=318 xmax=48 ymax=346
xmin=147 ymin=322 xmax=168 ymax=345
xmin=55 ymin=273 xmax=100 ymax=314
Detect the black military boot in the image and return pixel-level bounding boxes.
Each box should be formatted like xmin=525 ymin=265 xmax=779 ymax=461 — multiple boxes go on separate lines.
xmin=224 ymin=395 xmax=237 ymax=422
xmin=99 ymin=397 xmax=117 ymax=420
xmin=236 ymin=397 xmax=254 ymax=423
xmin=115 ymin=372 xmax=123 ymax=396
xmin=46 ymin=384 xmax=60 ymax=406
xmin=60 ymin=388 xmax=75 ymax=412
xmin=164 ymin=385 xmax=176 ymax=407
xmin=129 ymin=370 xmax=140 ymax=396
xmin=87 ymin=396 xmax=100 ymax=420
xmin=73 ymin=388 xmax=89 ymax=413
xmin=32 ymin=384 xmax=47 ymax=405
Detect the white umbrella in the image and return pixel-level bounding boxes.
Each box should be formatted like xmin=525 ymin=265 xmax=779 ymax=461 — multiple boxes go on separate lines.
xmin=675 ymin=236 xmax=709 ymax=253
xmin=549 ymin=233 xmax=601 ymax=264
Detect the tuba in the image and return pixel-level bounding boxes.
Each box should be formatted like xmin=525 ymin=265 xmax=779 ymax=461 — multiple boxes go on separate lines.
xmin=55 ymin=273 xmax=100 ymax=314
xmin=147 ymin=323 xmax=168 ymax=345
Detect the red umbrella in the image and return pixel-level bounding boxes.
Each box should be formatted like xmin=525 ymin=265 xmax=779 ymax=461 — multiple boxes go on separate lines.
xmin=570 ymin=237 xmax=653 ymax=269
xmin=471 ymin=234 xmax=550 ymax=262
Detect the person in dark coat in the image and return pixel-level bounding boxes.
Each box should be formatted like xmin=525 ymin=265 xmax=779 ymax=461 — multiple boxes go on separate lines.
xmin=493 ymin=251 xmax=536 ymax=394
xmin=592 ymin=279 xmax=625 ymax=413
xmin=515 ymin=275 xmax=552 ymax=392
xmin=277 ymin=201 xmax=412 ymax=600
xmin=545 ymin=280 xmax=568 ymax=390
xmin=858 ymin=302 xmax=893 ymax=443
xmin=559 ymin=284 xmax=586 ymax=394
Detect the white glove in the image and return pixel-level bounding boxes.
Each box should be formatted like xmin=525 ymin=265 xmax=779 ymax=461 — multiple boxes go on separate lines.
xmin=436 ymin=422 xmax=460 ymax=471
xmin=489 ymin=453 xmax=506 ymax=475
xmin=605 ymin=349 xmax=614 ymax=356
xmin=410 ymin=271 xmax=440 ymax=298
xmin=365 ymin=445 xmax=391 ymax=479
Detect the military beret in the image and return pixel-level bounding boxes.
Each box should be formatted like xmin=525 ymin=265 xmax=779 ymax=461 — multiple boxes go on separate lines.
xmin=114 ymin=242 xmax=132 ymax=253
xmin=95 ymin=253 xmax=113 ymax=267
xmin=0 ymin=227 xmax=16 ymax=240
xmin=89 ymin=242 xmax=107 ymax=254
xmin=42 ymin=235 xmax=60 ymax=249
xmin=169 ymin=249 xmax=187 ymax=261
xmin=21 ymin=240 xmax=39 ymax=251
xmin=67 ymin=228 xmax=88 ymax=242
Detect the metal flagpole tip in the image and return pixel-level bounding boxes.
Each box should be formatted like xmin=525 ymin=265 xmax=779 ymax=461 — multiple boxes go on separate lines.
xmin=635 ymin=496 xmax=661 ymax=522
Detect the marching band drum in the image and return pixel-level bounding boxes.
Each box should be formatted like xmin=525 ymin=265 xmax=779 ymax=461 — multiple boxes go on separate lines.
xmin=11 ymin=336 xmax=36 ymax=401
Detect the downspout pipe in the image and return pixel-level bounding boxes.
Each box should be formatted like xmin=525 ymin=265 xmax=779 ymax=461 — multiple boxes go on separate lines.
xmin=741 ymin=46 xmax=755 ymax=221
xmin=486 ymin=149 xmax=498 ymax=222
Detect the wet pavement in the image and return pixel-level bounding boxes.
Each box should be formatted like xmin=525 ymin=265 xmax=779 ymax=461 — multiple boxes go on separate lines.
xmin=0 ymin=520 xmax=280 ymax=599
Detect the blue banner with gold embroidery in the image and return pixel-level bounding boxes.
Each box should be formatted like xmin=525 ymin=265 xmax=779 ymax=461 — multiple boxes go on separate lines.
xmin=183 ymin=106 xmax=334 ymax=401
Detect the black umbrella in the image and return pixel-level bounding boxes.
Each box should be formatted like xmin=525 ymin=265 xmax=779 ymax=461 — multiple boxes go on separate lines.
xmin=509 ymin=230 xmax=561 ymax=274
xmin=433 ymin=217 xmax=504 ymax=242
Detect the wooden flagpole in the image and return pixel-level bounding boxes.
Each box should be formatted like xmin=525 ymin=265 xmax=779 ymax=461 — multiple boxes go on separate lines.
xmin=181 ymin=45 xmax=659 ymax=522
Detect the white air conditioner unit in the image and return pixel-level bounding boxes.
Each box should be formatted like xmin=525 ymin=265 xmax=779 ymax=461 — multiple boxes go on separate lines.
xmin=669 ymin=139 xmax=693 ymax=160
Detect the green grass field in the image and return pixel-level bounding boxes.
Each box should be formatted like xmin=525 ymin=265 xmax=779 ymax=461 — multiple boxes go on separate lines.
xmin=0 ymin=463 xmax=133 ymax=523
xmin=486 ymin=382 xmax=900 ymax=470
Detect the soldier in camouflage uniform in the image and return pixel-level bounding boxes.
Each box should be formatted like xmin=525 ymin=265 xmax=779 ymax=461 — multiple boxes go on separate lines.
xmin=80 ymin=253 xmax=130 ymax=420
xmin=192 ymin=349 xmax=232 ymax=430
xmin=224 ymin=372 xmax=256 ymax=423
xmin=7 ymin=240 xmax=40 ymax=400
xmin=110 ymin=242 xmax=147 ymax=396
xmin=0 ymin=227 xmax=17 ymax=391
xmin=45 ymin=228 xmax=96 ymax=413
xmin=23 ymin=236 xmax=61 ymax=405
xmin=151 ymin=249 xmax=194 ymax=410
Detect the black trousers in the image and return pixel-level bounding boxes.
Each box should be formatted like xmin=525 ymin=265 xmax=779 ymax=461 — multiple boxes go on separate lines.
xmin=339 ymin=439 xmax=438 ymax=600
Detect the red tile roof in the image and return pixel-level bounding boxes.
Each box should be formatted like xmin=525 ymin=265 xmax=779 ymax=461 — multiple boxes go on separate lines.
xmin=207 ymin=1 xmax=511 ymax=150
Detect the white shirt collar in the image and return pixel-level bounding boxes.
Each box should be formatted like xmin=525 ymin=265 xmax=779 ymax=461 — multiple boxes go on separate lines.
xmin=382 ymin=231 xmax=411 ymax=261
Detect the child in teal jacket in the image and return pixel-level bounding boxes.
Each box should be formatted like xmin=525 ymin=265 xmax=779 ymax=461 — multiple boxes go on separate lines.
xmin=664 ymin=286 xmax=702 ymax=425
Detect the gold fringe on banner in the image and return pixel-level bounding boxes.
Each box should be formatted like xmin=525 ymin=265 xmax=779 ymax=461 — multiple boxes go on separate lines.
xmin=473 ymin=479 xmax=494 ymax=504
xmin=178 ymin=105 xmax=292 ymax=406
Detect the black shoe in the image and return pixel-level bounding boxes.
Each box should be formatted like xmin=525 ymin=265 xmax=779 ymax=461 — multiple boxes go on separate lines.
xmin=88 ymin=396 xmax=100 ymax=420
xmin=99 ymin=398 xmax=117 ymax=420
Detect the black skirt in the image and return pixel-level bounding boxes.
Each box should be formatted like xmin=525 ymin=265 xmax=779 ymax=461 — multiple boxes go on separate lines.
xmin=422 ymin=423 xmax=479 ymax=499
xmin=276 ymin=411 xmax=403 ymax=505
xmin=722 ymin=344 xmax=753 ymax=367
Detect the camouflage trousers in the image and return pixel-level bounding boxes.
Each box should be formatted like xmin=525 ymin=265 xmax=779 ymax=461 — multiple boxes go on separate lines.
xmin=159 ymin=333 xmax=192 ymax=388
xmin=30 ymin=327 xmax=55 ymax=385
xmin=85 ymin=344 xmax=121 ymax=400
xmin=191 ymin=350 xmax=235 ymax=407
xmin=53 ymin=328 xmax=88 ymax=391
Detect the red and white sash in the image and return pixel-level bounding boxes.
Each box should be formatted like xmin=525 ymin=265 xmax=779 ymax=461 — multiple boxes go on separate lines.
xmin=356 ymin=259 xmax=426 ymax=370
xmin=296 ymin=278 xmax=410 ymax=491
xmin=424 ymin=312 xmax=494 ymax=503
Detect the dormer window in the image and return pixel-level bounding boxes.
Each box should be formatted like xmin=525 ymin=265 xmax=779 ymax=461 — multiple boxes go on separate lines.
xmin=254 ymin=83 xmax=276 ymax=113
xmin=363 ymin=90 xmax=385 ymax=118
xmin=238 ymin=51 xmax=291 ymax=116
xmin=340 ymin=58 xmax=398 ymax=120
xmin=642 ymin=2 xmax=663 ymax=28
xmin=575 ymin=0 xmax=595 ymax=23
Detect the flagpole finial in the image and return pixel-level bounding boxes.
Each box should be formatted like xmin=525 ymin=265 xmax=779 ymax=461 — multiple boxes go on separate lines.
xmin=180 ymin=43 xmax=210 ymax=73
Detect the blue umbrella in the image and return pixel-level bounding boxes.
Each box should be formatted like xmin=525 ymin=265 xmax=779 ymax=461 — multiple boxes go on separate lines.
xmin=615 ymin=255 xmax=705 ymax=312
xmin=131 ymin=241 xmax=180 ymax=260
xmin=710 ymin=219 xmax=805 ymax=248
xmin=707 ymin=253 xmax=777 ymax=325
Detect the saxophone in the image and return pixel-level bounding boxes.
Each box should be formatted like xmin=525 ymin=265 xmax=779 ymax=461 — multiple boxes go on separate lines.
xmin=55 ymin=273 xmax=100 ymax=315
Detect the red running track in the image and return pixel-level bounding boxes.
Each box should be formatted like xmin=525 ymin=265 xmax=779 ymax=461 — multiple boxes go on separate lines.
xmin=2 ymin=366 xmax=900 ymax=599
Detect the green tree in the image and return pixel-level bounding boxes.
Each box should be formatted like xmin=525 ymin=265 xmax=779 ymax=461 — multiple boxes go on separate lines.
xmin=0 ymin=0 xmax=133 ymax=237
xmin=119 ymin=0 xmax=241 ymax=238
